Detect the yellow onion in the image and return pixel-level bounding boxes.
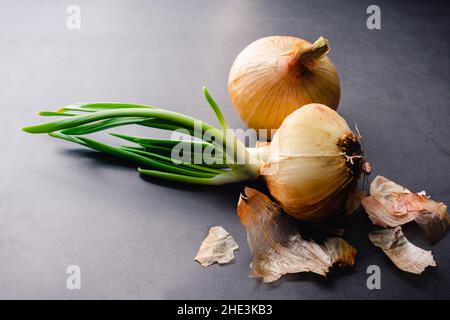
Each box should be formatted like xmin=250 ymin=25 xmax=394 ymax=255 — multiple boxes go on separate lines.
xmin=228 ymin=36 xmax=340 ymax=133
xmin=260 ymin=103 xmax=362 ymax=221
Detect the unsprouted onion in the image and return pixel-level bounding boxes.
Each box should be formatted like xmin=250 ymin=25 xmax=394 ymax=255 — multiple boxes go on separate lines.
xmin=228 ymin=36 xmax=340 ymax=133
xmin=22 ymin=89 xmax=362 ymax=221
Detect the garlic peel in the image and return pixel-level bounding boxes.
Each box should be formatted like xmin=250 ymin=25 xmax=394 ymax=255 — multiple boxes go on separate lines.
xmin=362 ymin=175 xmax=449 ymax=243
xmin=369 ymin=226 xmax=436 ymax=274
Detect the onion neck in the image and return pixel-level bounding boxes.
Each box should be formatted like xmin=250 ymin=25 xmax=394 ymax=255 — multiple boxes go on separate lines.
xmin=297 ymin=36 xmax=330 ymax=72
xmin=247 ymin=144 xmax=270 ymax=163
xmin=230 ymin=145 xmax=268 ymax=180
xmin=228 ymin=142 xmax=262 ymax=180
xmin=215 ymin=128 xmax=261 ymax=180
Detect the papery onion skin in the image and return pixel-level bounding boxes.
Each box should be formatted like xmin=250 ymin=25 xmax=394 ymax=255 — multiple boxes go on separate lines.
xmin=362 ymin=175 xmax=449 ymax=243
xmin=228 ymin=36 xmax=340 ymax=132
xmin=237 ymin=187 xmax=357 ymax=282
xmin=369 ymin=226 xmax=436 ymax=274
xmin=262 ymin=103 xmax=362 ymax=221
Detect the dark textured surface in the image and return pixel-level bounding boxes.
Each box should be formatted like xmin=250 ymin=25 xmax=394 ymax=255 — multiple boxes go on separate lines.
xmin=1 ymin=0 xmax=449 ymax=299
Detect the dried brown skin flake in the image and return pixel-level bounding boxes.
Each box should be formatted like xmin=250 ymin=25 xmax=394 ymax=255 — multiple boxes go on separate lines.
xmin=369 ymin=226 xmax=436 ymax=274
xmin=194 ymin=226 xmax=239 ymax=267
xmin=324 ymin=237 xmax=357 ymax=267
xmin=237 ymin=187 xmax=357 ymax=283
xmin=362 ymin=176 xmax=449 ymax=243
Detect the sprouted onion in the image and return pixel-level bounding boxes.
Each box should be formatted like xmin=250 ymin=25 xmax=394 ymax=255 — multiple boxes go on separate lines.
xmin=23 ymin=88 xmax=363 ymax=221
xmin=228 ymin=36 xmax=340 ymax=133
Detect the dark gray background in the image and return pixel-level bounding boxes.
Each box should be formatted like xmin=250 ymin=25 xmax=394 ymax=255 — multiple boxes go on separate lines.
xmin=0 ymin=0 xmax=449 ymax=299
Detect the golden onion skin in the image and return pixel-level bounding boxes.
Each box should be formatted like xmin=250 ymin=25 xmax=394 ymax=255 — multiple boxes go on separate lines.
xmin=261 ymin=104 xmax=361 ymax=221
xmin=228 ymin=36 xmax=340 ymax=133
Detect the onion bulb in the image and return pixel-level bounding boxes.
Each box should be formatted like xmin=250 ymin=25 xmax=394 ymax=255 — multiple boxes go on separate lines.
xmin=228 ymin=36 xmax=340 ymax=133
xmin=23 ymin=90 xmax=361 ymax=222
xmin=258 ymin=104 xmax=362 ymax=220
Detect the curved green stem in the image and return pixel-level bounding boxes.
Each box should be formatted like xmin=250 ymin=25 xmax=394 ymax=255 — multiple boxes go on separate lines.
xmin=138 ymin=168 xmax=244 ymax=185
xmin=23 ymin=89 xmax=262 ymax=182
xmin=39 ymin=111 xmax=78 ymax=117
xmin=71 ymin=136 xmax=216 ymax=178
xmin=120 ymin=146 xmax=229 ymax=175
xmin=58 ymin=102 xmax=156 ymax=112
xmin=139 ymin=120 xmax=196 ymax=136
xmin=39 ymin=102 xmax=156 ymax=117
xmin=23 ymin=107 xmax=245 ymax=173
xmin=201 ymin=88 xmax=260 ymax=179
xmin=203 ymin=87 xmax=229 ymax=129
xmin=49 ymin=132 xmax=234 ymax=185
xmin=60 ymin=117 xmax=146 ymax=135
xmin=48 ymin=132 xmax=88 ymax=145
xmin=23 ymin=108 xmax=216 ymax=134
xmin=110 ymin=133 xmax=216 ymax=151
